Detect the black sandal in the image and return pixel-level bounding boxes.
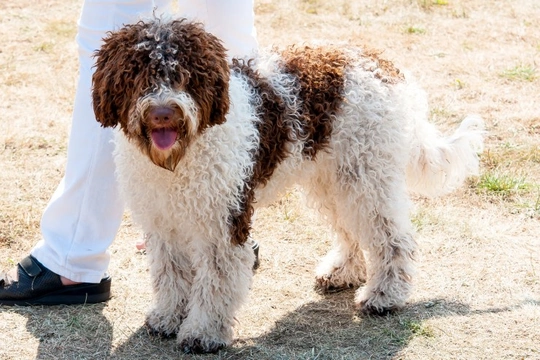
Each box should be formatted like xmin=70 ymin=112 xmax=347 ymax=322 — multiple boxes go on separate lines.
xmin=0 ymin=255 xmax=111 ymax=306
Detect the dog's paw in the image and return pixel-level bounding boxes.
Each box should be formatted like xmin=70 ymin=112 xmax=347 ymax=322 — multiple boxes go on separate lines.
xmin=145 ymin=309 xmax=183 ymax=338
xmin=314 ymin=275 xmax=356 ymax=294
xmin=314 ymin=264 xmax=366 ymax=294
xmin=180 ymin=337 xmax=226 ymax=354
xmin=145 ymin=321 xmax=177 ymax=338
xmin=314 ymin=251 xmax=367 ymax=294
xmin=356 ymin=299 xmax=399 ymax=316
xmin=354 ymin=288 xmax=404 ymax=316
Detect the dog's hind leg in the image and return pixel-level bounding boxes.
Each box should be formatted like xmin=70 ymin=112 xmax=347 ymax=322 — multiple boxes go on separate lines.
xmin=309 ymin=154 xmax=416 ymax=315
xmin=353 ymin=198 xmax=417 ymax=316
xmin=340 ymin=165 xmax=416 ymax=315
xmin=306 ymin=174 xmax=368 ymax=293
xmin=145 ymin=232 xmax=192 ymax=337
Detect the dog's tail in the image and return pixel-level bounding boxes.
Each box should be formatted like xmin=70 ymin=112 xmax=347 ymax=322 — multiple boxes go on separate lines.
xmin=406 ymin=114 xmax=485 ymax=197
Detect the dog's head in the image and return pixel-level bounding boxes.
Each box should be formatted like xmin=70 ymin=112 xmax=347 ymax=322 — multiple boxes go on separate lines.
xmin=92 ymin=18 xmax=230 ymax=171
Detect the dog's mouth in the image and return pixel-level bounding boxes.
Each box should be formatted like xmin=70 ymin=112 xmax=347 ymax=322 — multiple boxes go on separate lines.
xmin=151 ymin=128 xmax=178 ymax=150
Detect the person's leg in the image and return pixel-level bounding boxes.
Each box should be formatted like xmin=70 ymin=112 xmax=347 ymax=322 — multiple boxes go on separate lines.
xmin=153 ymin=0 xmax=172 ymax=16
xmin=177 ymin=0 xmax=258 ymax=59
xmin=32 ymin=0 xmax=157 ymax=284
xmin=0 ymin=0 xmax=157 ymax=306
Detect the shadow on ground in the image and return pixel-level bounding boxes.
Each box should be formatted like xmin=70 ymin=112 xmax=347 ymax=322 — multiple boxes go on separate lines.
xmin=3 ymin=303 xmax=113 ymax=359
xmin=222 ymin=292 xmax=526 ymax=360
xmin=4 ymin=292 xmax=535 ymax=360
xmin=114 ymin=291 xmax=530 ymax=360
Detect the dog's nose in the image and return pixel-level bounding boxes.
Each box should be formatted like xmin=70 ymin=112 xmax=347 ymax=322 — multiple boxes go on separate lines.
xmin=149 ymin=107 xmax=175 ymax=125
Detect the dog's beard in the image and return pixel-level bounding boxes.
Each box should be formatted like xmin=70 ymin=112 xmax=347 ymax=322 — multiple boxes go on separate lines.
xmin=147 ymin=136 xmax=189 ymax=171
xmin=128 ymin=88 xmax=200 ymax=171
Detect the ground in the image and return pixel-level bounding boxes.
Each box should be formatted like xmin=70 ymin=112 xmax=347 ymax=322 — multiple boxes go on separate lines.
xmin=0 ymin=0 xmax=539 ymax=359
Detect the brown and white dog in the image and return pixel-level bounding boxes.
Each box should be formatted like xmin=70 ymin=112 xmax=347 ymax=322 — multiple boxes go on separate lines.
xmin=92 ymin=18 xmax=483 ymax=353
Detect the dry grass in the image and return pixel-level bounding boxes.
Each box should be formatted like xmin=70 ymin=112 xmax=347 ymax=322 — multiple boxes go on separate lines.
xmin=1 ymin=0 xmax=539 ymax=359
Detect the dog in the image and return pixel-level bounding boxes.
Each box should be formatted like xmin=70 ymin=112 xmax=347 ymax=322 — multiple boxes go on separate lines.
xmin=92 ymin=18 xmax=484 ymax=353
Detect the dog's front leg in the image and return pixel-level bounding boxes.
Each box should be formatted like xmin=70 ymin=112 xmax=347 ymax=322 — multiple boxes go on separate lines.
xmin=145 ymin=233 xmax=192 ymax=337
xmin=177 ymin=239 xmax=255 ymax=354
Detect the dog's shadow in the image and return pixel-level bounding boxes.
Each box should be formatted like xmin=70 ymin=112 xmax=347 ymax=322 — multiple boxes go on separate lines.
xmin=109 ymin=291 xmax=534 ymax=360
xmin=225 ymin=292 xmax=535 ymax=360
xmin=9 ymin=290 xmax=533 ymax=359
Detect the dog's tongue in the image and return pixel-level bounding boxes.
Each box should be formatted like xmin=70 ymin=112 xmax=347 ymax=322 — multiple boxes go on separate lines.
xmin=151 ymin=128 xmax=177 ymax=150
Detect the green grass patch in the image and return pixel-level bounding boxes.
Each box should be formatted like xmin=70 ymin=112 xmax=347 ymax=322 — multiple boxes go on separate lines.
xmin=418 ymin=0 xmax=449 ymax=10
xmin=407 ymin=26 xmax=426 ymax=34
xmin=33 ymin=42 xmax=55 ymax=53
xmin=411 ymin=212 xmax=426 ymax=232
xmin=411 ymin=208 xmax=440 ymax=232
xmin=429 ymin=107 xmax=459 ymax=125
xmin=302 ymin=0 xmax=319 ymax=14
xmin=500 ymin=64 xmax=537 ymax=82
xmin=454 ymin=78 xmax=465 ymax=89
xmin=381 ymin=318 xmax=436 ymax=346
xmin=403 ymin=319 xmax=436 ymax=338
xmin=476 ymin=172 xmax=531 ymax=196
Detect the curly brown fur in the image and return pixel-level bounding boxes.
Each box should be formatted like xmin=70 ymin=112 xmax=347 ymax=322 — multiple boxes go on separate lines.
xmin=363 ymin=48 xmax=405 ymax=84
xmin=281 ymin=46 xmax=348 ymax=159
xmin=226 ymin=49 xmax=350 ymax=245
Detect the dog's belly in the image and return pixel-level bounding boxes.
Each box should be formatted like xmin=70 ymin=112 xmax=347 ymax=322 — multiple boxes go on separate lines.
xmin=253 ymin=150 xmax=319 ymax=209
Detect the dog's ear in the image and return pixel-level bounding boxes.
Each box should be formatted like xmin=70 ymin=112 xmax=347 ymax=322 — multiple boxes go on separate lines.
xmin=92 ymin=22 xmax=150 ymax=129
xmin=170 ymin=20 xmax=230 ymax=131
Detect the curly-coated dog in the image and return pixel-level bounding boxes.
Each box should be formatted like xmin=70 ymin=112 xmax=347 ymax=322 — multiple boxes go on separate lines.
xmin=92 ymin=18 xmax=484 ymax=353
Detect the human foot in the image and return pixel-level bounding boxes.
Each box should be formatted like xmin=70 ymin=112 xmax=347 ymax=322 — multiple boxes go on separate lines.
xmin=0 ymin=255 xmax=111 ymax=305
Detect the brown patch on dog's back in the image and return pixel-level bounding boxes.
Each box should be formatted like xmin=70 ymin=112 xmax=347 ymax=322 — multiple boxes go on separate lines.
xmin=281 ymin=46 xmax=349 ymax=159
xmin=225 ymin=47 xmax=402 ymax=247
xmin=226 ymin=47 xmax=352 ymax=246
xmin=363 ymin=48 xmax=404 ymax=84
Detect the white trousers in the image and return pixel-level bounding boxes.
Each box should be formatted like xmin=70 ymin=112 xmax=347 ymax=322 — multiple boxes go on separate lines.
xmin=31 ymin=0 xmax=258 ymax=283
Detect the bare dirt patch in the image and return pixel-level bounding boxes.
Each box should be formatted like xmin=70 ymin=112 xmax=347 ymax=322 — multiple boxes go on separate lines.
xmin=1 ymin=0 xmax=539 ymax=359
